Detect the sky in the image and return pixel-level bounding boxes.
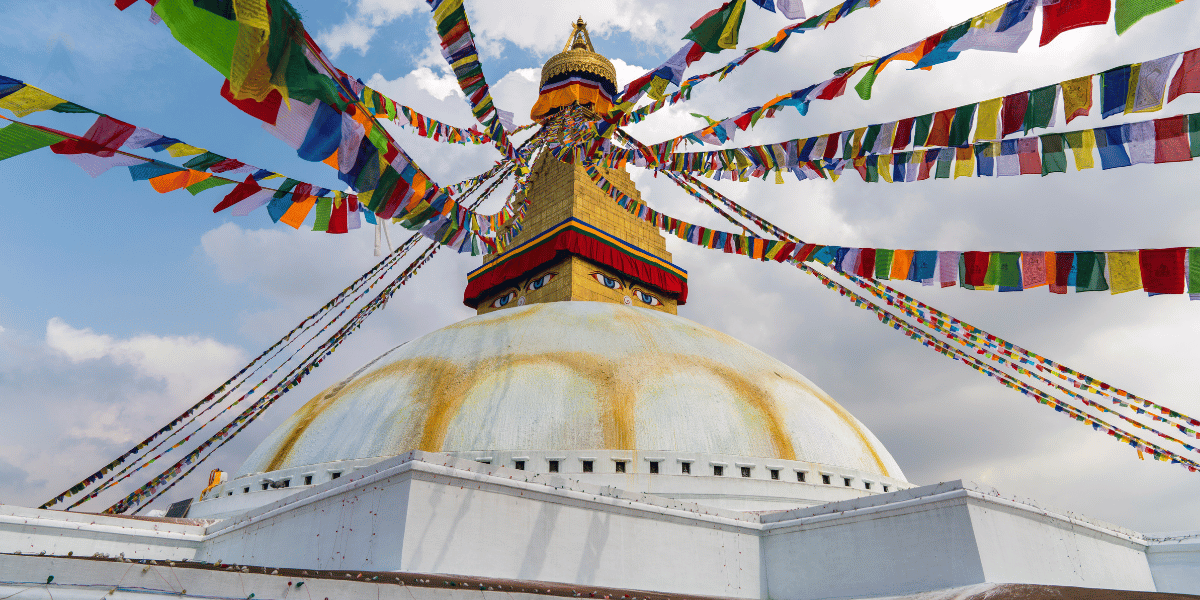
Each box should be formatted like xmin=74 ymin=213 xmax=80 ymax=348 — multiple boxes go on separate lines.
xmin=0 ymin=0 xmax=1199 ymax=533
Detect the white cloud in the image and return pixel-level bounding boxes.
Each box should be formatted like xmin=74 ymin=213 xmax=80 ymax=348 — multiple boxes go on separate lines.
xmin=46 ymin=317 xmax=246 ymax=400
xmin=317 ymin=0 xmax=425 ymax=57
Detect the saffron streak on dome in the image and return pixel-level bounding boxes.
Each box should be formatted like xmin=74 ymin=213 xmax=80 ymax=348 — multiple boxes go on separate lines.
xmin=239 ymin=301 xmax=904 ymax=482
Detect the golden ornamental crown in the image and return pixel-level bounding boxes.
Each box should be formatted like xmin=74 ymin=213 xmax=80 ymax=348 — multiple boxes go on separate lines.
xmin=539 ymin=18 xmax=618 ymax=90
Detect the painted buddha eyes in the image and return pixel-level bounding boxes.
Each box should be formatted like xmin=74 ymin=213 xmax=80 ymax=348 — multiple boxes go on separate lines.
xmin=635 ymin=290 xmax=661 ymax=306
xmin=590 ymin=272 xmax=623 ymax=290
xmin=526 ymin=272 xmax=556 ymax=291
xmin=491 ymin=291 xmax=517 ymax=308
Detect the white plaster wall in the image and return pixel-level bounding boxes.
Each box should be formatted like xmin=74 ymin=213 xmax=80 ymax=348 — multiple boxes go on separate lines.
xmin=1146 ymin=538 xmax=1200 ymax=594
xmin=0 ymin=505 xmax=203 ymax=561
xmin=762 ymin=491 xmax=987 ymax=600
xmin=966 ymin=502 xmax=1154 ymax=590
xmin=398 ymin=470 xmax=762 ymax=599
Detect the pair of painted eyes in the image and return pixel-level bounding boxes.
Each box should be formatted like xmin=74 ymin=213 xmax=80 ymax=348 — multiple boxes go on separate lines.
xmin=588 ymin=272 xmax=661 ymax=306
xmin=490 ymin=273 xmax=557 ymax=308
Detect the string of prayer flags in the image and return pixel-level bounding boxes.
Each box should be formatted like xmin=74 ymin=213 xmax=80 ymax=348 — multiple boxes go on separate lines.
xmin=424 ymin=0 xmax=514 ymax=156
xmin=620 ymin=0 xmax=885 ymax=125
xmin=668 ymin=173 xmax=1200 ymax=456
xmin=655 ymin=0 xmax=1191 ymax=148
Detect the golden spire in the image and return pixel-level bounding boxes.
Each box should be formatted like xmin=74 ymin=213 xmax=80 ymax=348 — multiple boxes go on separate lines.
xmin=539 ymin=18 xmax=617 ymax=90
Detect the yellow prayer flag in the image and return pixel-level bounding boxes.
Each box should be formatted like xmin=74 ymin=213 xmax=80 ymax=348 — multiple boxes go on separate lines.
xmin=774 ymin=170 xmax=785 ymax=184
xmin=851 ymin=127 xmax=867 ymax=156
xmin=1060 ymin=75 xmax=1092 ymax=123
xmin=0 ymin=86 xmax=66 ymax=117
xmin=432 ymin=0 xmax=463 ymax=22
xmin=1107 ymin=251 xmax=1142 ymax=294
xmin=1064 ymin=129 xmax=1096 ymax=170
xmin=166 ymin=143 xmax=206 ymax=157
xmin=974 ymin=98 xmax=1002 ymax=142
xmin=954 ymin=147 xmax=974 ymax=178
xmin=878 ymin=154 xmax=893 ymax=182
xmin=718 ymin=0 xmax=747 ymax=50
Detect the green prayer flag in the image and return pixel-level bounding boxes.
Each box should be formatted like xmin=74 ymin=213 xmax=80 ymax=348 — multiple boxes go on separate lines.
xmin=1115 ymin=0 xmax=1179 ymax=35
xmin=935 ymin=150 xmax=953 ymax=179
xmin=854 ymin=62 xmax=881 ymax=101
xmin=0 ymin=122 xmax=66 ymax=162
xmin=1188 ymin=113 xmax=1200 ymax=158
xmin=49 ymin=102 xmax=97 ymax=114
xmin=153 ymin=0 xmax=239 ymax=78
xmin=185 ymin=177 xmax=235 ymax=196
xmin=997 ymin=252 xmax=1022 ymax=288
xmin=272 ymin=178 xmax=300 ymax=199
xmin=913 ymin=113 xmax=933 ymax=147
xmin=861 ymin=124 xmax=881 ymax=157
xmin=683 ymin=0 xmax=745 ymax=54
xmin=1040 ymin=134 xmax=1068 ymax=175
xmin=1188 ymin=248 xmax=1200 ymax=294
xmin=1075 ymin=252 xmax=1109 ymax=292
xmin=312 ymin=197 xmax=333 ymax=231
xmin=948 ymin=104 xmax=977 ymax=147
xmin=875 ymin=249 xmax=894 ymax=280
xmin=183 ymin=151 xmax=226 ymax=171
xmin=983 ymin=252 xmax=1001 ymax=287
xmin=1024 ymin=85 xmax=1057 ymax=134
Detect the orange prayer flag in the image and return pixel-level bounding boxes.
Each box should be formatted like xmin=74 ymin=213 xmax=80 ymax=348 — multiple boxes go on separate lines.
xmin=149 ymin=169 xmax=211 ymax=193
xmin=279 ymin=194 xmax=317 ymax=229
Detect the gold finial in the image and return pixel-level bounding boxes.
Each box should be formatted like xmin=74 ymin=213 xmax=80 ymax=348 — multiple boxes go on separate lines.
xmin=563 ymin=17 xmax=595 ymax=52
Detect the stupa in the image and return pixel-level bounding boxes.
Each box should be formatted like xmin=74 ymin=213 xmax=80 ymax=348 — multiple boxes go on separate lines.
xmin=0 ymin=20 xmax=1196 ymax=600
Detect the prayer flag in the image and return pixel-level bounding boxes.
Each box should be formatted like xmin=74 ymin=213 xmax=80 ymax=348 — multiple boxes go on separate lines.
xmin=1168 ymin=49 xmax=1200 ymax=102
xmin=910 ymin=251 xmax=937 ymax=282
xmin=963 ymin=251 xmax=990 ymax=286
xmin=1040 ymin=0 xmax=1110 ymax=46
xmin=1190 ymin=114 xmax=1200 ymax=158
xmin=938 ymin=251 xmax=960 ymax=287
xmin=280 ymin=194 xmax=317 ymax=229
xmin=312 ymin=197 xmax=333 ymax=232
xmin=954 ymin=146 xmax=975 ymax=178
xmin=149 ymin=169 xmax=210 ymax=193
xmin=0 ymin=122 xmax=66 ymax=161
xmin=875 ymin=249 xmax=894 ymax=279
xmin=50 ymin=115 xmax=135 ymax=157
xmin=951 ymin=3 xmax=1034 ymax=53
xmin=1095 ymin=125 xmax=1132 ymax=169
xmin=890 ymin=249 xmax=915 ymax=280
xmin=185 ymin=177 xmax=233 ymax=195
xmin=927 ymin=108 xmax=955 ymax=147
xmin=975 ymin=98 xmax=1002 ymax=141
xmin=935 ymin=147 xmax=954 ymax=179
xmin=975 ymin=142 xmax=997 ymax=176
xmin=1115 ymin=0 xmax=1181 ymax=35
xmin=1129 ymin=53 xmax=1178 ymax=113
xmin=1075 ymin=252 xmax=1109 ymax=292
xmin=1017 ymin=137 xmax=1041 ymax=174
xmin=1189 ymin=248 xmax=1200 ymax=296
xmin=1001 ymin=91 xmax=1028 ymax=137
xmin=949 ymin=104 xmax=977 ymax=147
xmin=997 ymin=252 xmax=1022 ymax=290
xmin=1125 ymin=121 xmax=1155 ymax=164
xmin=684 ymin=1 xmax=748 ymax=54
xmin=1154 ymin=115 xmax=1192 ymax=163
xmin=1107 ymin=251 xmax=1143 ymax=294
xmin=893 ymin=117 xmax=914 ymax=151
xmin=1140 ymin=247 xmax=1186 ymax=294
xmin=1024 ymin=85 xmax=1057 ymax=133
xmin=0 ymin=85 xmax=66 ymax=117
xmin=997 ymin=139 xmax=1020 ymax=176
xmin=1040 ymin=134 xmax=1068 ymax=175
xmin=1021 ymin=251 xmax=1047 ymax=288
xmin=1101 ymin=65 xmax=1131 ymax=118
xmin=1054 ymin=252 xmax=1075 ymax=293
xmin=1061 ymin=75 xmax=1093 ymax=124
xmin=913 ymin=113 xmax=933 ymax=147
xmin=1064 ymin=129 xmax=1096 ymax=169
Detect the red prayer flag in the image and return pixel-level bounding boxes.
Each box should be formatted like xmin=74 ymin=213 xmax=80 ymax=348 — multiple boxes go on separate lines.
xmin=859 ymin=248 xmax=876 ymax=277
xmin=1040 ymin=0 xmax=1111 ymax=47
xmin=213 ymin=175 xmax=262 ymax=213
xmin=114 ymin=0 xmax=139 ymax=9
xmin=1168 ymin=48 xmax=1200 ymax=102
xmin=926 ymin=108 xmax=955 ymax=147
xmin=220 ymin=79 xmax=283 ymax=126
xmin=963 ymin=251 xmax=990 ymax=286
xmin=291 ymin=182 xmax=312 ymax=204
xmin=328 ymin=197 xmax=349 ymax=234
xmin=1140 ymin=248 xmax=1186 ymax=294
xmin=773 ymin=242 xmax=797 ymax=263
xmin=1154 ymin=115 xmax=1192 ymax=163
xmin=734 ymin=112 xmax=755 ymax=131
xmin=815 ymin=72 xmax=853 ymax=100
xmin=1001 ymin=92 xmax=1028 ymax=138
xmin=1018 ymin=137 xmax=1042 ymax=174
xmin=50 ymin=115 xmax=135 ymax=157
xmin=892 ymin=117 xmax=914 ymax=151
xmin=822 ymin=134 xmax=841 ymax=160
xmin=1054 ymin=252 xmax=1075 ymax=291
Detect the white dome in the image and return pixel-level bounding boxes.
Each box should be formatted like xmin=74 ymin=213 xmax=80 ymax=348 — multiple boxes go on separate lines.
xmin=238 ymin=301 xmax=905 ymax=482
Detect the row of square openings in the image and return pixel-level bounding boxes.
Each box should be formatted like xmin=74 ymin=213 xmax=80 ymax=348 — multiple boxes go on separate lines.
xmin=484 ymin=459 xmax=888 ymax=492
xmin=230 ymin=471 xmax=343 ymax=495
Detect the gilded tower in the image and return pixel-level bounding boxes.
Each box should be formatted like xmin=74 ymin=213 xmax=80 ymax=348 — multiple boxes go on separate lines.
xmin=464 ymin=20 xmax=688 ymax=316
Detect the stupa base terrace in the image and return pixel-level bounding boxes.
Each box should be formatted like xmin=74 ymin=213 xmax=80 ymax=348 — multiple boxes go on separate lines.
xmin=2 ymin=451 xmax=1197 ymax=599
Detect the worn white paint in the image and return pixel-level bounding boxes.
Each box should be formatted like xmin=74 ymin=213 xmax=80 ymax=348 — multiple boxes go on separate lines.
xmin=239 ymin=302 xmax=904 ymax=483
